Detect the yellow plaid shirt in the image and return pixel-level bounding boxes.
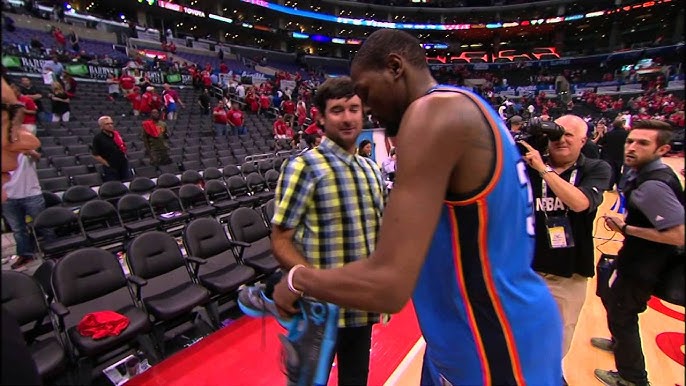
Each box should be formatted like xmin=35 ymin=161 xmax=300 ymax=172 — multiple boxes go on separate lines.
xmin=272 ymin=137 xmax=386 ymax=328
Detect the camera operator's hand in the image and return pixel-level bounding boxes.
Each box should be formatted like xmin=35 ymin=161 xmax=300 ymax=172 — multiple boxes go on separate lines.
xmin=518 ymin=141 xmax=546 ymax=173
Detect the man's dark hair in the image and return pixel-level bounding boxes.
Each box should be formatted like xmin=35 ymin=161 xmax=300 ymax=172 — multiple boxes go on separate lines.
xmin=631 ymin=119 xmax=674 ymax=147
xmin=313 ymin=76 xmax=356 ymax=115
xmin=352 ymin=29 xmax=427 ymax=71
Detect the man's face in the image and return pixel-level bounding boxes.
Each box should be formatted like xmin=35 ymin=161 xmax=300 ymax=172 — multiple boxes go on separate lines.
xmin=2 ymin=79 xmax=40 ymax=201
xmin=350 ymin=63 xmax=402 ymax=137
xmin=321 ymin=95 xmax=364 ymax=150
xmin=151 ymin=109 xmax=160 ymax=120
xmin=624 ymin=129 xmax=669 ymax=169
xmin=100 ymin=117 xmax=115 ymax=132
xmin=21 ymin=77 xmax=31 ymax=87
xmin=548 ymin=117 xmax=585 ymax=162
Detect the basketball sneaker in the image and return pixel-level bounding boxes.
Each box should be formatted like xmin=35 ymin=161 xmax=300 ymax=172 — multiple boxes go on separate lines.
xmin=237 ymin=285 xmax=339 ymax=386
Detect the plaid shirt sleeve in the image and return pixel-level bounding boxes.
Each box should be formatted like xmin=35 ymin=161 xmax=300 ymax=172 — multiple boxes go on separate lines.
xmin=272 ymin=156 xmax=316 ymax=229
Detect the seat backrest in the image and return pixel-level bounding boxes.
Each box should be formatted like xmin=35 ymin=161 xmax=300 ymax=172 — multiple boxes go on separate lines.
xmin=126 ymin=231 xmax=187 ymax=279
xmin=33 ymin=207 xmax=82 ymax=237
xmin=178 ymin=184 xmax=207 ymax=207
xmin=183 ymin=218 xmax=233 ymax=259
xmin=204 ymin=180 xmax=230 ymax=201
xmin=181 ymin=170 xmax=202 ymax=185
xmin=62 ymin=185 xmax=98 ymax=206
xmin=79 ymin=200 xmax=122 ymax=230
xmin=203 ymin=167 xmax=222 ymax=181
xmin=99 ymin=181 xmax=129 ymax=200
xmin=240 ymin=162 xmax=257 ymax=175
xmin=51 ymin=248 xmax=127 ymax=307
xmin=129 ymin=177 xmax=156 ymax=194
xmin=226 ymin=175 xmax=250 ymax=197
xmin=257 ymin=160 xmax=273 ymax=173
xmin=222 ymin=165 xmax=240 ymax=178
xmin=156 ymin=173 xmax=181 ymax=189
xmin=117 ymin=194 xmax=155 ymax=222
xmin=264 ymin=169 xmax=280 ymax=189
xmin=32 ymin=260 xmax=56 ymax=303
xmin=42 ymin=190 xmax=63 ymax=208
xmin=74 ymin=173 xmax=104 ymax=187
xmin=229 ymin=207 xmax=270 ymax=243
xmin=245 ymin=172 xmax=267 ymax=192
xmin=262 ymin=198 xmax=275 ymax=224
xmin=150 ymin=188 xmax=184 ymax=213
xmin=1 ymin=271 xmax=49 ymax=326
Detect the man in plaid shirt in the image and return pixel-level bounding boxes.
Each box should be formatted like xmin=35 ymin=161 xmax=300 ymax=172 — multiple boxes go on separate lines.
xmin=271 ymin=76 xmax=386 ymax=386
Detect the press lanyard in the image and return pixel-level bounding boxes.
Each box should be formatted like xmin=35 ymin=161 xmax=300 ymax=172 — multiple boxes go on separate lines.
xmin=541 ymin=167 xmax=578 ymax=219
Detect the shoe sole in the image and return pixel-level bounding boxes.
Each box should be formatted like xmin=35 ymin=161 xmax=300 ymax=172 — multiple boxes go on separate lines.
xmin=282 ymin=299 xmax=339 ymax=386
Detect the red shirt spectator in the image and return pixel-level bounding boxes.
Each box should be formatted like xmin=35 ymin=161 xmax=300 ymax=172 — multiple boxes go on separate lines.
xmin=219 ymin=63 xmax=228 ymax=74
xmin=246 ymin=93 xmax=259 ymax=113
xmin=282 ymin=100 xmax=295 ymax=115
xmin=273 ymin=118 xmax=289 ymax=137
xmin=127 ymin=91 xmax=142 ymax=112
xmin=310 ymin=106 xmax=319 ymax=120
xmin=19 ymin=95 xmax=37 ymax=125
xmin=304 ymin=122 xmax=323 ymax=136
xmin=120 ymin=74 xmax=135 ymax=91
xmin=228 ymin=108 xmax=244 ymax=127
xmin=259 ymin=94 xmax=271 ymax=109
xmin=213 ymin=106 xmax=228 ymax=124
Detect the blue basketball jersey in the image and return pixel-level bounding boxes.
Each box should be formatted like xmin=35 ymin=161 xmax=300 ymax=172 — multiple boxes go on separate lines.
xmin=412 ymin=86 xmax=562 ymax=386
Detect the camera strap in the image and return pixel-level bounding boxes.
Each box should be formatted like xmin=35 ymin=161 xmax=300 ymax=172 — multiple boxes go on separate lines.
xmin=542 ymin=167 xmax=578 ymax=249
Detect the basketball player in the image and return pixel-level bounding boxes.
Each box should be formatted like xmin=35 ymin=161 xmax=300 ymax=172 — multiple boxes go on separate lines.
xmin=272 ymin=29 xmax=563 ymax=385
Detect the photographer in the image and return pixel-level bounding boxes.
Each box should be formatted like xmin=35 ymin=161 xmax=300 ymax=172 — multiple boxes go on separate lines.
xmin=595 ymin=120 xmax=684 ymax=386
xmin=520 ymin=115 xmax=611 ymax=384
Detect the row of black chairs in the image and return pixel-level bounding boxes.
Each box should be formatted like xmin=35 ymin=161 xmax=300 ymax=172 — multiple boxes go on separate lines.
xmin=2 ymin=212 xmax=279 ymax=384
xmin=31 ymin=177 xmax=275 ymax=259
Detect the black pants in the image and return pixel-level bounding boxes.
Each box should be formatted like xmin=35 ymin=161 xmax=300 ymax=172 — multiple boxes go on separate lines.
xmin=336 ymin=325 xmax=373 ymax=386
xmin=601 ymin=273 xmax=652 ymax=384
xmin=102 ymin=162 xmax=132 ymax=182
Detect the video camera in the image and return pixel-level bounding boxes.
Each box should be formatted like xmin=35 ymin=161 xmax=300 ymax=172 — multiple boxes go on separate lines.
xmin=514 ymin=117 xmax=566 ymax=154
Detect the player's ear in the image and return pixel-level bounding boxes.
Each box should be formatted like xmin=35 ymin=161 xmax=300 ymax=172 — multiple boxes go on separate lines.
xmin=386 ymin=54 xmax=403 ymax=80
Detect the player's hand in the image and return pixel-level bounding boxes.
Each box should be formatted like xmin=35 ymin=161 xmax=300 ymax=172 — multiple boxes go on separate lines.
xmin=604 ymin=215 xmax=624 ymax=232
xmin=273 ymin=277 xmax=300 ymax=318
xmin=518 ymin=141 xmax=546 ymax=173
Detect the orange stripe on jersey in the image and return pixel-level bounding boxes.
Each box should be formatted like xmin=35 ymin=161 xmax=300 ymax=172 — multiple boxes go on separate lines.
xmin=448 ymin=205 xmax=491 ymax=386
xmin=445 ymin=91 xmax=504 ymax=206
xmin=476 ymin=200 xmax=527 ymax=385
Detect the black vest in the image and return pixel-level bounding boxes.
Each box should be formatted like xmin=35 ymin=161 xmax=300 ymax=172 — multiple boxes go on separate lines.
xmin=617 ymin=166 xmax=684 ymax=286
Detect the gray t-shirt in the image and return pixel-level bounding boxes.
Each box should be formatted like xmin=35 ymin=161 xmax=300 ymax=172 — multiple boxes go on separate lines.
xmin=631 ymin=179 xmax=684 ymax=230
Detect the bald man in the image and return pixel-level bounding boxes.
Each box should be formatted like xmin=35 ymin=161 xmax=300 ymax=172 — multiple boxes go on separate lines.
xmin=519 ymin=114 xmax=611 ymax=384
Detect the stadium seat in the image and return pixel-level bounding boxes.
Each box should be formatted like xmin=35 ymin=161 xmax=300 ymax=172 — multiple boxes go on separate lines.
xmin=227 ymin=207 xmax=280 ymax=275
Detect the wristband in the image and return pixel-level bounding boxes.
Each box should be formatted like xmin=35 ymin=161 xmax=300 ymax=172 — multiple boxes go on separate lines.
xmin=621 ymin=224 xmax=628 ymax=235
xmin=287 ymin=264 xmax=306 ymax=297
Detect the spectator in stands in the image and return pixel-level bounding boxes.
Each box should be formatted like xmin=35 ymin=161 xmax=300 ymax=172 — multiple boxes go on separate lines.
xmin=592 ymin=119 xmax=607 ymax=144
xmin=304 ymin=118 xmax=324 ymax=137
xmin=106 ymin=73 xmax=120 ymax=101
xmin=52 ymin=26 xmax=66 ymax=51
xmin=296 ymin=100 xmax=308 ymax=127
xmin=163 ymin=88 xmax=177 ymax=121
xmin=2 ymin=147 xmax=45 ymax=270
xmin=382 ymin=147 xmax=397 ymax=189
xmin=212 ymin=100 xmax=229 ymax=137
xmin=1 ymin=76 xmax=42 ymax=384
xmin=273 ymin=115 xmax=291 ymax=140
xmin=236 ymin=83 xmax=246 ymax=99
xmin=599 ymin=118 xmax=629 ymax=190
xmin=68 ymin=29 xmax=79 ymax=52
xmin=245 ymin=89 xmax=258 ymax=114
xmin=18 ymin=77 xmax=45 ymax=123
xmin=259 ymin=93 xmax=271 ymax=116
xmin=141 ymin=109 xmax=171 ymax=165
xmin=509 ymin=115 xmax=524 ymax=137
xmin=10 ymin=85 xmax=38 ymax=135
xmin=61 ymin=73 xmax=77 ymax=98
xmin=228 ymin=102 xmax=246 ymax=136
xmin=281 ymin=96 xmax=296 ymax=127
xmin=198 ymin=88 xmax=210 ymax=115
xmin=357 ymin=139 xmax=373 ymax=158
xmin=163 ymin=83 xmax=185 ymax=110
xmin=42 ymin=54 xmax=63 ymax=80
xmin=29 ymin=36 xmax=43 ymax=52
xmin=49 ymin=81 xmax=70 ymax=122
xmin=93 ymin=116 xmax=131 ymax=182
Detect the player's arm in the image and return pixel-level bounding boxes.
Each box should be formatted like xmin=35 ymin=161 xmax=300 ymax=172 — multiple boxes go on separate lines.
xmin=271 ymin=157 xmax=316 ymax=269
xmin=285 ymin=97 xmax=466 ymax=314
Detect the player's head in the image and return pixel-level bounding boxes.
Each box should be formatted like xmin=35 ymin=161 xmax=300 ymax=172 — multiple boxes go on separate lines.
xmin=350 ymin=29 xmax=430 ymax=137
xmin=2 ymin=77 xmax=41 ymax=201
xmin=624 ymin=119 xmax=673 ymax=169
xmin=313 ymin=77 xmax=363 ymax=153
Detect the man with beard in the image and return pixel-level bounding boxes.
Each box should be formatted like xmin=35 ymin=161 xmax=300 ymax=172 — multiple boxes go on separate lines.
xmin=271 ymin=29 xmax=562 ymax=386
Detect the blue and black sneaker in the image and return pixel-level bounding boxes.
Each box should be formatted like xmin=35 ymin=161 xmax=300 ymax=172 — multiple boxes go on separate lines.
xmin=238 ymin=284 xmax=339 ymax=386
